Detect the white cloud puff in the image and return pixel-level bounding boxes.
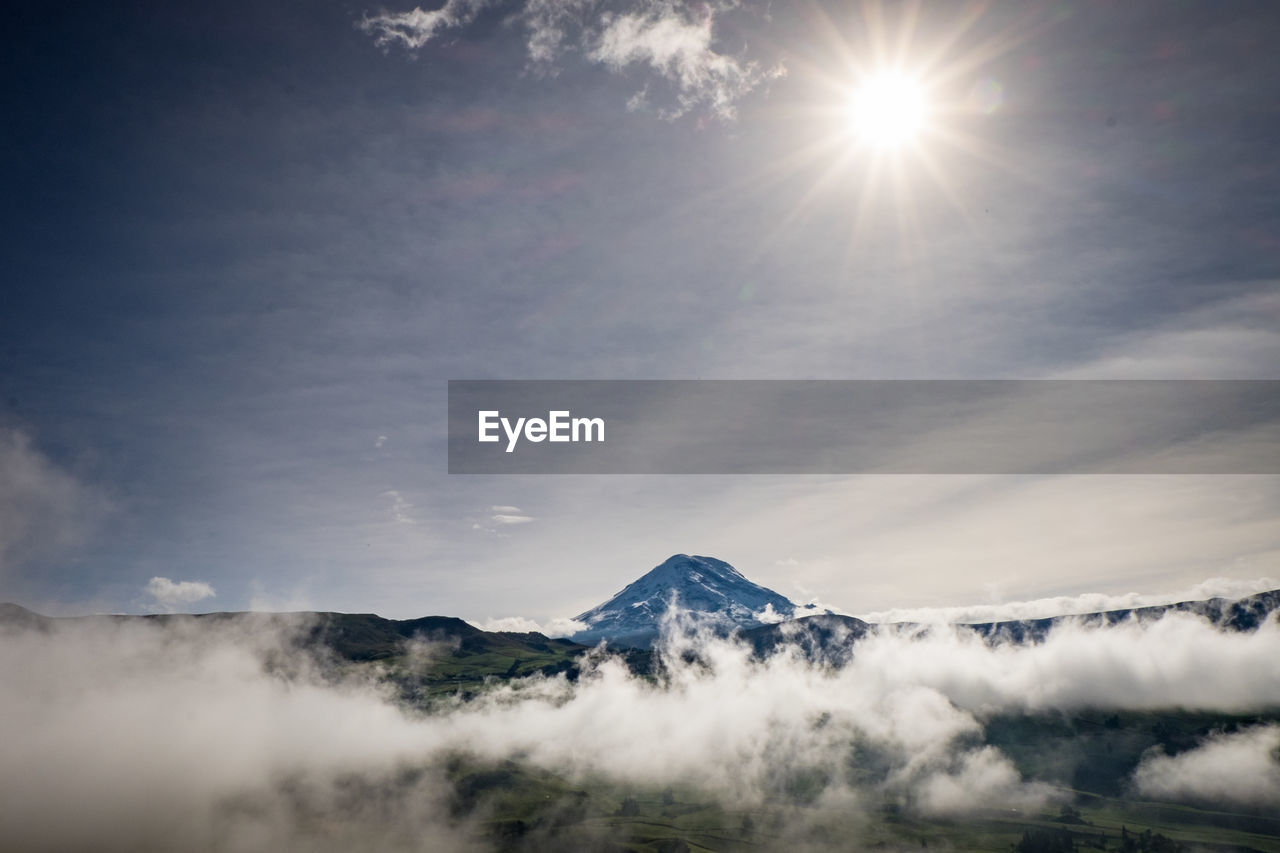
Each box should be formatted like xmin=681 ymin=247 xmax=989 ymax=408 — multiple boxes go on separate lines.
xmin=143 ymin=577 xmax=216 ymax=611
xmin=359 ymin=0 xmax=493 ymax=50
xmin=1132 ymin=725 xmax=1280 ymax=808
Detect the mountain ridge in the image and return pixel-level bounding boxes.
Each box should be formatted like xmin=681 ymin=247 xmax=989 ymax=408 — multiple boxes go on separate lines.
xmin=5 ymin=555 xmax=1277 ymax=660
xmin=741 ymin=588 xmax=1280 ymax=664
xmin=0 ymin=603 xmax=586 ymax=666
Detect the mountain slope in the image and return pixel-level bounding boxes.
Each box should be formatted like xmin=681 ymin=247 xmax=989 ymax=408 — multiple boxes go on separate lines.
xmin=570 ymin=554 xmax=815 ymax=647
xmin=0 ymin=603 xmax=585 ymax=671
xmin=741 ymin=614 xmax=872 ymax=665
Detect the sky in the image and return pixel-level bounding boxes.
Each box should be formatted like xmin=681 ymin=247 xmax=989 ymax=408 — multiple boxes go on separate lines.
xmin=1 ymin=0 xmax=1278 ymax=624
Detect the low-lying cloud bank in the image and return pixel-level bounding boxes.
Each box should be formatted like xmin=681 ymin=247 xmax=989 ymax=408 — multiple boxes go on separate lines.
xmin=475 ymin=613 xmax=588 ymax=636
xmin=0 ymin=616 xmax=469 ymax=852
xmin=844 ymin=612 xmax=1280 ymax=713
xmin=1132 ymin=724 xmax=1280 ymax=809
xmin=856 ymin=576 xmax=1279 ymax=624
xmin=1 ymin=604 xmax=1277 ymax=850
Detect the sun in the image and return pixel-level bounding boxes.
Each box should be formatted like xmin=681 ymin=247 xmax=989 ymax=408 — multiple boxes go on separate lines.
xmin=849 ymin=71 xmax=927 ymax=148
xmin=728 ymin=0 xmax=1055 ymax=254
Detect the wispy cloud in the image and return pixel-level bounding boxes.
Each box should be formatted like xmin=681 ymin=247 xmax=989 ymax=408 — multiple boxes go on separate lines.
xmin=472 ymin=504 xmax=535 ymax=534
xmin=520 ymin=0 xmax=595 ymax=65
xmin=586 ymin=1 xmax=783 ymax=118
xmin=1059 ymin=287 xmax=1280 ymax=379
xmin=491 ymin=513 xmax=534 ymax=524
xmin=359 ymin=0 xmax=493 ymax=50
xmin=0 ymin=427 xmax=112 ymax=589
xmin=360 ymin=0 xmax=782 ymax=118
xmin=382 ymin=489 xmax=417 ymax=525
xmin=143 ymin=576 xmax=216 ymax=612
xmin=246 ymin=578 xmax=315 ymax=614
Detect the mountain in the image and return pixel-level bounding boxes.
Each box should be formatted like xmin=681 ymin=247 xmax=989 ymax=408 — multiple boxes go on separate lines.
xmin=742 ymin=613 xmax=872 ymax=665
xmin=570 ymin=554 xmax=823 ymax=647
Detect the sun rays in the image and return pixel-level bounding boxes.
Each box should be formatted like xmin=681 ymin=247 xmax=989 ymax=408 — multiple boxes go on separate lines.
xmin=730 ymin=0 xmax=1064 ymax=267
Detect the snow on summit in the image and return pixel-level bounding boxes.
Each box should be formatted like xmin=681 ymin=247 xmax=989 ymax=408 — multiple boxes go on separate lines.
xmin=570 ymin=554 xmax=812 ymax=647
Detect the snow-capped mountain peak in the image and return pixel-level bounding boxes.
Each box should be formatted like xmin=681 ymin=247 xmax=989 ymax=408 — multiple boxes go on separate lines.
xmin=570 ymin=554 xmax=799 ymax=647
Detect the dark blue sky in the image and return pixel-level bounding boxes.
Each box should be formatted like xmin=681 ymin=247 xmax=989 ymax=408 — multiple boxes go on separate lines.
xmin=2 ymin=0 xmax=1278 ymax=622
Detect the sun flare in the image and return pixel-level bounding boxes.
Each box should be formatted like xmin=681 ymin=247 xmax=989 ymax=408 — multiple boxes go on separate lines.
xmin=850 ymin=71 xmax=927 ymax=148
xmin=746 ymin=0 xmax=1052 ymax=250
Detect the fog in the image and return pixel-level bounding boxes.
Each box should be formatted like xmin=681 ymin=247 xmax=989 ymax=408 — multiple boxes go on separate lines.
xmin=1132 ymin=724 xmax=1280 ymax=809
xmin=0 ymin=616 xmax=469 ymax=852
xmin=2 ymin=604 xmax=1277 ymax=850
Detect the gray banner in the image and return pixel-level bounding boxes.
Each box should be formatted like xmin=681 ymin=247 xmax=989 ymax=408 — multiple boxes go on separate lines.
xmin=447 ymin=380 xmax=1280 ymax=474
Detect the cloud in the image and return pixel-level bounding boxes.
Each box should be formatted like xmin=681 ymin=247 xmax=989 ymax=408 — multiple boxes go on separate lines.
xmin=752 ymin=602 xmax=787 ymax=624
xmin=0 ymin=428 xmax=112 ymax=589
xmin=785 ymin=578 xmax=849 ymax=617
xmin=472 ymin=505 xmax=535 ymax=534
xmin=488 ymin=504 xmax=533 ymax=523
xmin=0 ymin=616 xmax=470 ymax=852
xmin=755 ymin=474 xmax=1280 ymax=618
xmin=475 ymin=614 xmax=587 ymax=636
xmin=2 ymin=601 xmax=1278 ymax=848
xmin=857 ymin=576 xmax=1280 ymax=625
xmin=586 ymin=1 xmax=783 ymax=119
xmin=519 ymin=0 xmax=594 ymax=65
xmin=382 ymin=489 xmax=417 ymax=525
xmin=914 ymin=746 xmax=1053 ymax=817
xmin=543 ymin=615 xmax=590 ymax=636
xmin=475 ymin=615 xmax=542 ymax=632
xmin=247 ymin=581 xmax=314 ymax=614
xmin=845 ymin=612 xmax=1280 ymax=713
xmin=1132 ymin=725 xmax=1280 ymax=808
xmin=143 ymin=577 xmax=216 ymax=611
xmin=1060 ymin=287 xmax=1280 ymax=379
xmin=359 ymin=0 xmax=782 ymax=118
xmin=435 ymin=625 xmax=1054 ymax=812
xmin=359 ymin=0 xmax=493 ymax=50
